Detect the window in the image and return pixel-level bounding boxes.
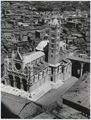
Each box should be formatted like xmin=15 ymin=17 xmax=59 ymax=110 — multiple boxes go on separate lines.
xmin=9 ymin=63 xmax=12 ymax=69
xmin=57 ymin=32 xmax=60 ymax=36
xmin=15 ymin=63 xmax=21 ymax=70
xmin=62 ymin=67 xmax=64 ymax=73
xmin=57 ymin=67 xmax=59 ymax=73
xmin=40 ymin=57 xmax=43 ymax=62
xmin=51 ymin=54 xmax=53 ymax=58
xmin=24 ymin=67 xmax=28 ymax=74
xmin=51 ymin=68 xmax=53 ymax=74
xmin=51 ymin=44 xmax=54 ymax=48
xmin=51 ymin=33 xmax=56 ymax=38
xmin=51 ymin=27 xmax=56 ymax=31
xmin=56 ymin=43 xmax=59 ymax=47
xmin=51 ymin=76 xmax=53 ymax=81
xmin=35 ymin=31 xmax=40 ymax=38
xmin=51 ymin=50 xmax=53 ymax=53
xmin=66 ymin=67 xmax=68 ymax=72
xmin=51 ymin=39 xmax=55 ymax=43
xmin=42 ymin=71 xmax=44 ymax=77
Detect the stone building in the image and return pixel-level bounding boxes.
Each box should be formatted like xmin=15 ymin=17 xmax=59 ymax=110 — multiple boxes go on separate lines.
xmin=3 ymin=50 xmax=49 ymax=93
xmin=48 ymin=16 xmax=71 ymax=87
xmin=2 ymin=16 xmax=72 ymax=98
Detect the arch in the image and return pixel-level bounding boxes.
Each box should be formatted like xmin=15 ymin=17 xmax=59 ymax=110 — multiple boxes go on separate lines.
xmin=15 ymin=76 xmax=20 ymax=89
xmin=72 ymin=61 xmax=81 ymax=78
xmin=51 ymin=76 xmax=53 ymax=81
xmin=24 ymin=67 xmax=28 ymax=74
xmin=8 ymin=74 xmax=13 ymax=86
xmin=83 ymin=63 xmax=90 ymax=74
xmin=35 ymin=31 xmax=40 ymax=38
xmin=2 ymin=81 xmax=5 ymax=84
xmin=22 ymin=79 xmax=27 ymax=91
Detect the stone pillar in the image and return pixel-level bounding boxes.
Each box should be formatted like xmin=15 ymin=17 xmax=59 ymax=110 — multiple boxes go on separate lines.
xmin=13 ymin=75 xmax=17 ymax=88
xmin=80 ymin=62 xmax=84 ymax=77
xmin=20 ymin=77 xmax=24 ymax=90
xmin=5 ymin=76 xmax=10 ymax=85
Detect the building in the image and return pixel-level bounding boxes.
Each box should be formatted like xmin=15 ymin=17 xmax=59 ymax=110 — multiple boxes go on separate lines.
xmin=2 ymin=17 xmax=72 ymax=99
xmin=48 ymin=16 xmax=71 ymax=86
xmin=3 ymin=49 xmax=50 ymax=92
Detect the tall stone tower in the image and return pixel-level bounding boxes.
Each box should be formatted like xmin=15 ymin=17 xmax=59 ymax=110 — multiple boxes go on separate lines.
xmin=48 ymin=16 xmax=60 ymax=65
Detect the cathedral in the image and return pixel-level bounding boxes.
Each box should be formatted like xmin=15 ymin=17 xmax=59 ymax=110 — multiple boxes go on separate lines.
xmin=3 ymin=17 xmax=72 ymax=98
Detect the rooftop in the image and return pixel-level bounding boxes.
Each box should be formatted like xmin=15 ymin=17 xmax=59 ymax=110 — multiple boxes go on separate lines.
xmin=34 ymin=61 xmax=48 ymax=75
xmin=36 ymin=40 xmax=49 ymax=51
xmin=53 ymin=104 xmax=88 ymax=119
xmin=36 ymin=40 xmax=66 ymax=51
xmin=23 ymin=51 xmax=45 ymax=66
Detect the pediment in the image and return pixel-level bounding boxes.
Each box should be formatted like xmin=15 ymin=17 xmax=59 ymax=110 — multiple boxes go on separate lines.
xmin=14 ymin=51 xmax=22 ymax=61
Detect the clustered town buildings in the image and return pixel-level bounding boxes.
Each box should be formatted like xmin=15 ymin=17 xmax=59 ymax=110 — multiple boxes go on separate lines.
xmin=1 ymin=1 xmax=90 ymax=97
xmin=1 ymin=1 xmax=90 ymax=119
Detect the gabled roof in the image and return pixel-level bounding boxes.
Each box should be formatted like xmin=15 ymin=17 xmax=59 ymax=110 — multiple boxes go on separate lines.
xmin=14 ymin=50 xmax=22 ymax=61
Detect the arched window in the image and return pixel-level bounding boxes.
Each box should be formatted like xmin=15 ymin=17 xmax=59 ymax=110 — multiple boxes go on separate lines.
xmin=8 ymin=75 xmax=13 ymax=86
xmin=22 ymin=79 xmax=27 ymax=91
xmin=24 ymin=67 xmax=28 ymax=74
xmin=51 ymin=76 xmax=53 ymax=81
xmin=15 ymin=76 xmax=20 ymax=89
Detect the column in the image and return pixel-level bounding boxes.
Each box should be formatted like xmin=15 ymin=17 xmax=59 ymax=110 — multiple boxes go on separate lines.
xmin=20 ymin=77 xmax=24 ymax=90
xmin=13 ymin=75 xmax=17 ymax=87
xmin=27 ymin=83 xmax=29 ymax=92
xmin=80 ymin=62 xmax=84 ymax=77
xmin=5 ymin=76 xmax=10 ymax=85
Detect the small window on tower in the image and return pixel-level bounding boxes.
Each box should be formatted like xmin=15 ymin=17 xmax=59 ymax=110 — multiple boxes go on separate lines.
xmin=51 ymin=54 xmax=53 ymax=58
xmin=51 ymin=27 xmax=56 ymax=31
xmin=51 ymin=39 xmax=55 ymax=43
xmin=57 ymin=43 xmax=59 ymax=47
xmin=51 ymin=44 xmax=54 ymax=48
xmin=51 ymin=34 xmax=56 ymax=38
xmin=51 ymin=50 xmax=53 ymax=53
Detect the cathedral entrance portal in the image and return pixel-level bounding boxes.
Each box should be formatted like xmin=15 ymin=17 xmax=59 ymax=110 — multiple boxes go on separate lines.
xmin=8 ymin=75 xmax=13 ymax=87
xmin=22 ymin=79 xmax=27 ymax=91
xmin=15 ymin=76 xmax=20 ymax=89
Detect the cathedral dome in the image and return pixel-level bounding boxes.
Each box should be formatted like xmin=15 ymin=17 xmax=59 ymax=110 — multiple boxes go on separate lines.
xmin=36 ymin=40 xmax=49 ymax=51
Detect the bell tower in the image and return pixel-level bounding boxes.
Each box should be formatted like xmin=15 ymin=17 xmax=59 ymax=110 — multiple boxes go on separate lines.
xmin=48 ymin=16 xmax=60 ymax=65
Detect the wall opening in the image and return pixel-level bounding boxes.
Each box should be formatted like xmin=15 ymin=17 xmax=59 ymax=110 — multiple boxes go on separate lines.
xmin=51 ymin=76 xmax=53 ymax=81
xmin=72 ymin=61 xmax=81 ymax=78
xmin=35 ymin=31 xmax=40 ymax=38
xmin=8 ymin=75 xmax=13 ymax=87
xmin=15 ymin=76 xmax=20 ymax=89
xmin=2 ymin=81 xmax=5 ymax=84
xmin=83 ymin=63 xmax=90 ymax=74
xmin=22 ymin=79 xmax=27 ymax=91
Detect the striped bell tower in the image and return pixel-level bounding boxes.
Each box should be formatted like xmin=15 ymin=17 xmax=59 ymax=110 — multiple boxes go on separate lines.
xmin=48 ymin=16 xmax=60 ymax=65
